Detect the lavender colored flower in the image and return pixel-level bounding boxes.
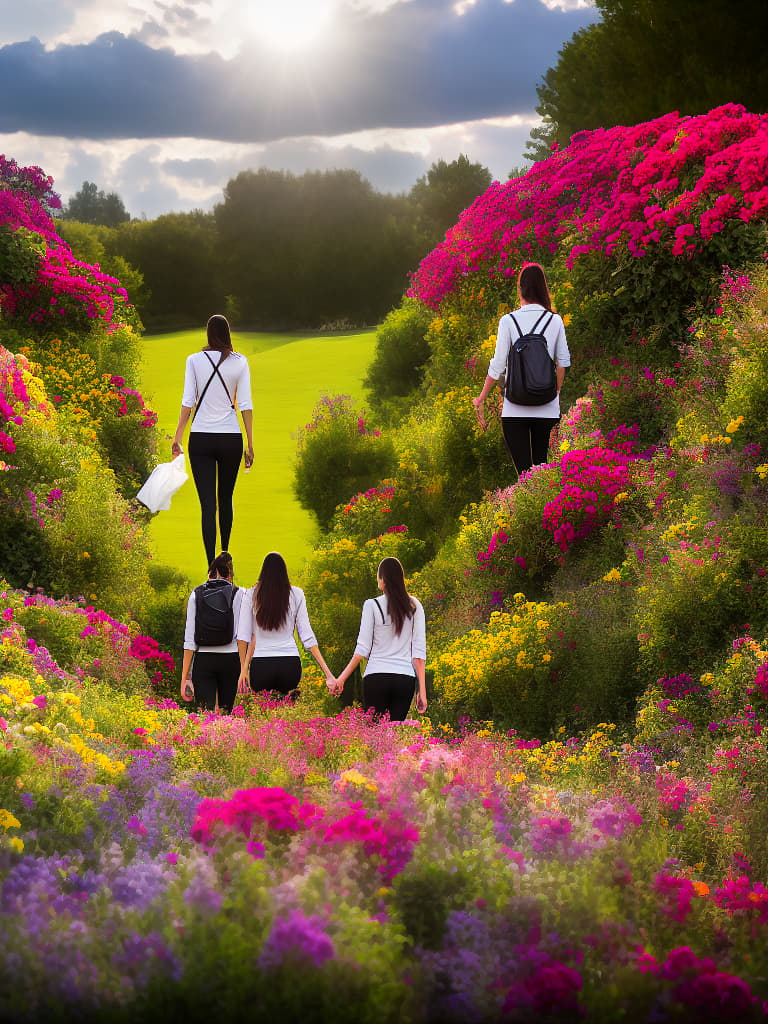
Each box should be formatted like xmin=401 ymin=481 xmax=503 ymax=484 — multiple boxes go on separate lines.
xmin=259 ymin=909 xmax=335 ymax=970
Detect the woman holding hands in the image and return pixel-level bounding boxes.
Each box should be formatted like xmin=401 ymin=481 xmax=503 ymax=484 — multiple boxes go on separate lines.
xmin=332 ymin=557 xmax=427 ymax=721
xmin=237 ymin=552 xmax=335 ymax=699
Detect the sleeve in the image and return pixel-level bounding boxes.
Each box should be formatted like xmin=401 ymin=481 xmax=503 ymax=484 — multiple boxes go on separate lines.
xmin=235 ymin=356 xmax=253 ymax=412
xmin=353 ymin=600 xmax=376 ymax=659
xmin=294 ymin=588 xmax=318 ymax=650
xmin=553 ymin=315 xmax=571 ymax=368
xmin=487 ymin=316 xmax=512 ymax=380
xmin=181 ymin=355 xmax=198 ymax=408
xmin=231 ymin=588 xmax=246 ymax=644
xmin=183 ymin=591 xmax=197 ymax=651
xmin=236 ymin=587 xmax=255 ymax=643
xmin=411 ymin=599 xmax=427 ymax=661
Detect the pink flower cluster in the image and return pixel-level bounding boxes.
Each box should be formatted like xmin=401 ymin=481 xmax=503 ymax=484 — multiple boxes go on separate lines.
xmin=128 ymin=634 xmax=175 ymax=677
xmin=638 ymin=945 xmax=761 ymax=1018
xmin=0 ymin=162 xmax=131 ymax=331
xmin=409 ymin=104 xmax=768 ymax=308
xmin=542 ymin=447 xmax=635 ymax=555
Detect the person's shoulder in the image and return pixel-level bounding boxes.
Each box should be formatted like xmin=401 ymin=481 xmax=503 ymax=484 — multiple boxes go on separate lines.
xmin=291 ymin=585 xmax=305 ymax=600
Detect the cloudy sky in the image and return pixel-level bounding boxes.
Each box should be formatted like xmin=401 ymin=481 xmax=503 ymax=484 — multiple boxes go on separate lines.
xmin=0 ymin=0 xmax=597 ymax=218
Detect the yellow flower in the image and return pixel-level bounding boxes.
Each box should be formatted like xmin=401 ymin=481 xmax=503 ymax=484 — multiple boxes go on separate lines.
xmin=603 ymin=568 xmax=621 ymax=582
xmin=0 ymin=809 xmax=21 ymax=830
xmin=8 ymin=837 xmax=24 ymax=853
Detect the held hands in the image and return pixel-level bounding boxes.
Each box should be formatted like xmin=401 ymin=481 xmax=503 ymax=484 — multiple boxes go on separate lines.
xmin=237 ymin=674 xmax=250 ymax=695
xmin=326 ymin=673 xmax=344 ymax=697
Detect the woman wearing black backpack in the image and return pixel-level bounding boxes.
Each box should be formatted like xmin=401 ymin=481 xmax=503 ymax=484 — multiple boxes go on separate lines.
xmin=171 ymin=314 xmax=254 ymax=569
xmin=473 ymin=263 xmax=571 ymax=476
xmin=180 ymin=551 xmax=245 ymax=713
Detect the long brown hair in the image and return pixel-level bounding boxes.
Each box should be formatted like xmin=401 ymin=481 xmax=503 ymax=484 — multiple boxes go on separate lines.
xmin=517 ymin=263 xmax=552 ymax=311
xmin=253 ymin=552 xmax=292 ymax=631
xmin=377 ymin=557 xmax=415 ymax=636
xmin=206 ymin=314 xmax=233 ymax=364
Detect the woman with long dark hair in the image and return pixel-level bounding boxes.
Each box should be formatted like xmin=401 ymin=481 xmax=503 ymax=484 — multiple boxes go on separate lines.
xmin=473 ymin=263 xmax=571 ymax=476
xmin=180 ymin=551 xmax=245 ymax=714
xmin=236 ymin=552 xmax=335 ymax=698
xmin=172 ymin=314 xmax=254 ymax=569
xmin=332 ymin=556 xmax=427 ymax=721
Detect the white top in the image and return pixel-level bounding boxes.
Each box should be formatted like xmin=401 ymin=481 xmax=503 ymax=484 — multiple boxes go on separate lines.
xmin=487 ymin=304 xmax=571 ymax=419
xmin=236 ymin=585 xmax=318 ymax=658
xmin=182 ymin=350 xmax=253 ymax=434
xmin=184 ymin=584 xmax=247 ymax=654
xmin=354 ymin=594 xmax=426 ymax=677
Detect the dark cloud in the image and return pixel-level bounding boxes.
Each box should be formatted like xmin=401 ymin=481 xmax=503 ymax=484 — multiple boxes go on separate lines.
xmin=0 ymin=0 xmax=596 ymax=142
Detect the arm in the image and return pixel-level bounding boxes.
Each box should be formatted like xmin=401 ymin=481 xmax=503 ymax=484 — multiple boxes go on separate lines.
xmin=474 ymin=317 xmax=509 ymax=430
xmin=237 ymin=637 xmax=254 ymax=691
xmin=172 ymin=406 xmax=192 ymax=457
xmin=241 ymin=409 xmax=254 ymax=469
xmin=333 ymin=653 xmax=364 ymax=695
xmin=180 ymin=648 xmax=195 ymax=701
xmin=413 ymin=658 xmax=427 ymax=713
xmin=306 ymin=645 xmax=335 ymax=687
xmin=472 ymin=376 xmax=498 ymax=431
xmin=556 ymin=365 xmax=566 ymax=393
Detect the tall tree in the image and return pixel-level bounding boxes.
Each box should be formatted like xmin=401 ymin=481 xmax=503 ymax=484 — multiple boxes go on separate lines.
xmin=410 ymin=155 xmax=493 ymax=246
xmin=63 ymin=181 xmax=130 ymax=227
xmin=528 ymin=0 xmax=768 ymax=159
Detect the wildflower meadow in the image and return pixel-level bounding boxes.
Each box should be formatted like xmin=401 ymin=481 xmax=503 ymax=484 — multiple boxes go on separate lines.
xmin=4 ymin=104 xmax=768 ymax=1021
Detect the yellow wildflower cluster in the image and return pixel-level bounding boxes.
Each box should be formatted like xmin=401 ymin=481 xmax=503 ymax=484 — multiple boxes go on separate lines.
xmin=337 ymin=768 xmax=378 ymax=792
xmin=431 ymin=594 xmax=567 ymax=715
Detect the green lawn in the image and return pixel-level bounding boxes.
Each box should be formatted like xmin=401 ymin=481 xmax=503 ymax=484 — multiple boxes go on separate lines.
xmin=139 ymin=327 xmax=377 ymax=587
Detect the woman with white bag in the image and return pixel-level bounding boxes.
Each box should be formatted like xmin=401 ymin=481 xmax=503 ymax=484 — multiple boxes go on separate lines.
xmin=171 ymin=314 xmax=254 ymax=569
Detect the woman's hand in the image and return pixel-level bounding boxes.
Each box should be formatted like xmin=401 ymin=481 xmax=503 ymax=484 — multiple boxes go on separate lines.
xmin=244 ymin=447 xmax=254 ymax=470
xmin=180 ymin=678 xmax=194 ymax=702
xmin=171 ymin=440 xmax=183 ymax=458
xmin=416 ymin=690 xmax=428 ymax=714
xmin=472 ymin=396 xmax=487 ymax=431
xmin=237 ymin=674 xmax=250 ymax=695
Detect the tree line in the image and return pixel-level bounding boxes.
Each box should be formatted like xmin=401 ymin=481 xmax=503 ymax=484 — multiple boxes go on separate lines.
xmin=57 ymin=157 xmax=492 ymax=331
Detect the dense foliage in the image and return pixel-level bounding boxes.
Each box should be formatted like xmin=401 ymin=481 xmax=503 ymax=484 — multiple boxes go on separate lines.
xmin=529 ymin=0 xmax=768 ymax=157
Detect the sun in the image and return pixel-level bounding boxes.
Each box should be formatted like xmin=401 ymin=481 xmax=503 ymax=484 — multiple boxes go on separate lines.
xmin=244 ymin=0 xmax=335 ymax=52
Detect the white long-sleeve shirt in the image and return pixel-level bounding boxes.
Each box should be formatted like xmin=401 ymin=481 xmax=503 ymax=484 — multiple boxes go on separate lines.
xmin=184 ymin=585 xmax=247 ymax=654
xmin=236 ymin=586 xmax=318 ymax=658
xmin=487 ymin=303 xmax=571 ymax=419
xmin=353 ymin=594 xmax=426 ymax=677
xmin=182 ymin=350 xmax=253 ymax=434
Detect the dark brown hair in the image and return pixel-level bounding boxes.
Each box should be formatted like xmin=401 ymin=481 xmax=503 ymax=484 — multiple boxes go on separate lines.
xmin=253 ymin=552 xmax=292 ymax=631
xmin=206 ymin=314 xmax=233 ymax=363
xmin=208 ymin=551 xmax=234 ymax=580
xmin=517 ymin=263 xmax=552 ymax=311
xmin=377 ymin=557 xmax=415 ymax=636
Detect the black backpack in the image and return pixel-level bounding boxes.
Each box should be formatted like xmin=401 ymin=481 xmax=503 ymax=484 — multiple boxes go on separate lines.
xmin=504 ymin=310 xmax=558 ymax=406
xmin=194 ymin=579 xmax=236 ymax=646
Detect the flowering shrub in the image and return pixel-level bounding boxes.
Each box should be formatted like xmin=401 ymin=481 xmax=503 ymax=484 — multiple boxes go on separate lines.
xmin=409 ymin=105 xmax=768 ymax=343
xmin=294 ymin=395 xmax=395 ymax=529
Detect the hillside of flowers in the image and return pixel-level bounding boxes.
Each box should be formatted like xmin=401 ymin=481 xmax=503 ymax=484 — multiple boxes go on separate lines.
xmin=5 ymin=105 xmax=768 ymax=1019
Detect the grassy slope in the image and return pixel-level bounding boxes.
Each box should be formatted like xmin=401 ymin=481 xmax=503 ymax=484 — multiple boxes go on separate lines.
xmin=139 ymin=328 xmax=376 ymax=586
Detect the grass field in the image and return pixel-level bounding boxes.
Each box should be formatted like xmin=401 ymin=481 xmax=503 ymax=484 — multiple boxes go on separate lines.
xmin=139 ymin=327 xmax=377 ymax=587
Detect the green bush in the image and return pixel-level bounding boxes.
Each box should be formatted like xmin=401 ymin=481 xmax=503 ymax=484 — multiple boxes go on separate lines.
xmin=294 ymin=395 xmax=395 ymax=529
xmin=363 ymin=298 xmax=432 ymax=420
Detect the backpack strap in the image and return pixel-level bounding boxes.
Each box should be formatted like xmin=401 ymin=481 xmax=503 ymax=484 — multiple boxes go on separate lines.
xmin=508 ymin=310 xmax=552 ymax=339
xmin=192 ymin=352 xmax=235 ymax=422
xmin=367 ymin=597 xmax=386 ymax=658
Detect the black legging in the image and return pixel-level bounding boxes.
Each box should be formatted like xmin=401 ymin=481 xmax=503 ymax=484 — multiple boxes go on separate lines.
xmin=191 ymin=651 xmax=240 ymax=714
xmin=249 ymin=656 xmax=302 ymax=696
xmin=188 ymin=432 xmax=243 ymax=567
xmin=363 ymin=672 xmax=416 ymax=722
xmin=502 ymin=416 xmax=559 ymax=476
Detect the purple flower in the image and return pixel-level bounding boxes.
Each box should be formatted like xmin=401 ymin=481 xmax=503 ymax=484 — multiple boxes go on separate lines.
xmin=259 ymin=909 xmax=335 ymax=970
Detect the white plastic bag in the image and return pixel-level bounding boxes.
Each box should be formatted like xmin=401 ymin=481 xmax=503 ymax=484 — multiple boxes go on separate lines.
xmin=136 ymin=453 xmax=188 ymax=513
